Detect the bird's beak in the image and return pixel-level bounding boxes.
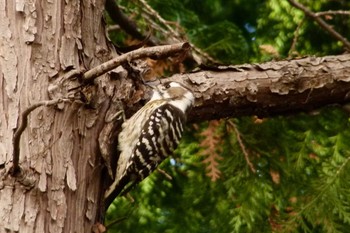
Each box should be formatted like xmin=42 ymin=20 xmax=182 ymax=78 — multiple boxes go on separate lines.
xmin=145 ymin=80 xmax=161 ymax=100
xmin=144 ymin=80 xmax=161 ymax=89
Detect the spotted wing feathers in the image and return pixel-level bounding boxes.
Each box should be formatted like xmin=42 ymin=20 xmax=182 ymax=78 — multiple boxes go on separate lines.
xmin=126 ymin=104 xmax=186 ymax=180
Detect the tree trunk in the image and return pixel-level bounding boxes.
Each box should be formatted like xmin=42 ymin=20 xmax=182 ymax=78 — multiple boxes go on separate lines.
xmin=0 ymin=1 xmax=121 ymax=232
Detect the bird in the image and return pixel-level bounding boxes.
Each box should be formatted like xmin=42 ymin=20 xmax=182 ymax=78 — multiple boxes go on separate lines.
xmin=104 ymin=81 xmax=195 ymax=201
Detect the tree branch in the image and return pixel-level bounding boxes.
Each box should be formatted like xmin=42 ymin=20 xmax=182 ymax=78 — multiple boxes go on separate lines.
xmin=288 ymin=18 xmax=304 ymax=56
xmin=104 ymin=0 xmax=157 ymax=46
xmin=227 ymin=120 xmax=256 ymax=173
xmin=82 ymin=42 xmax=190 ymax=83
xmin=161 ymin=54 xmax=350 ymax=122
xmin=315 ymin=10 xmax=350 ymax=17
xmin=11 ymin=99 xmax=70 ymax=176
xmin=287 ymin=0 xmax=350 ymax=51
xmin=134 ymin=0 xmax=217 ymax=64
xmin=157 ymin=168 xmax=172 ymax=180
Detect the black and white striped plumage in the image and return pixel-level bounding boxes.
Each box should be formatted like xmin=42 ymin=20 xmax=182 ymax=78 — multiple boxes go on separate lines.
xmin=104 ymin=81 xmax=195 ymax=199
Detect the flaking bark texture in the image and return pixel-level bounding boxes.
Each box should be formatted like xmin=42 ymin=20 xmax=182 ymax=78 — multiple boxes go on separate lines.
xmin=164 ymin=54 xmax=350 ymax=121
xmin=0 ymin=1 xmax=130 ymax=232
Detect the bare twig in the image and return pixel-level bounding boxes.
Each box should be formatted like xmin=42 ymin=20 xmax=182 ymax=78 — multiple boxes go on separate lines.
xmin=105 ymin=0 xmax=157 ymax=46
xmin=137 ymin=0 xmax=182 ymax=38
xmin=227 ymin=120 xmax=256 ymax=173
xmin=107 ymin=25 xmax=121 ymax=33
xmin=287 ymin=0 xmax=350 ymax=51
xmin=135 ymin=0 xmax=218 ymax=64
xmin=315 ymin=10 xmax=350 ymax=17
xmin=157 ymin=168 xmax=172 ymax=180
xmin=63 ymin=69 xmax=84 ymax=80
xmin=82 ymin=42 xmax=190 ymax=83
xmin=288 ymin=18 xmax=304 ymax=57
xmin=105 ymin=0 xmax=217 ymax=63
xmin=126 ymin=193 xmax=135 ymax=203
xmin=105 ymin=217 xmax=127 ymax=229
xmin=11 ymin=99 xmax=70 ymax=176
xmin=105 ymin=202 xmax=135 ymax=229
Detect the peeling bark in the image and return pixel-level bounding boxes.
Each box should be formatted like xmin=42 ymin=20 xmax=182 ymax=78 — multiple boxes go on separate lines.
xmin=0 ymin=1 xmax=120 ymax=232
xmin=163 ymin=55 xmax=350 ymax=121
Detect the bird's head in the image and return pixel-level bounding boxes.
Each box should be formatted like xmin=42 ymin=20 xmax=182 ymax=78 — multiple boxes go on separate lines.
xmin=150 ymin=81 xmax=195 ymax=111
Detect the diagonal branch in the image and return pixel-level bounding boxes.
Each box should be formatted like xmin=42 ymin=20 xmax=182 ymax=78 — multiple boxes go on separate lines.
xmin=315 ymin=10 xmax=350 ymax=17
xmin=82 ymin=42 xmax=190 ymax=83
xmin=135 ymin=0 xmax=218 ymax=64
xmin=105 ymin=0 xmax=157 ymax=46
xmin=288 ymin=18 xmax=304 ymax=56
xmin=287 ymin=0 xmax=350 ymax=51
xmin=227 ymin=120 xmax=256 ymax=173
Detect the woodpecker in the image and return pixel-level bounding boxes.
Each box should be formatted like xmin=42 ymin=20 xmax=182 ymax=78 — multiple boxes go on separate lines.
xmin=104 ymin=81 xmax=195 ymax=200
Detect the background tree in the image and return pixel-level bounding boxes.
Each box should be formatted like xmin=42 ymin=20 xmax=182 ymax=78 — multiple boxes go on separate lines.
xmin=1 ymin=0 xmax=350 ymax=233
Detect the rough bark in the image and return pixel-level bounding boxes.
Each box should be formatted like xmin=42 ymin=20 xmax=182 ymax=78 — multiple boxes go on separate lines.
xmin=1 ymin=1 xmax=350 ymax=233
xmin=0 ymin=1 xmax=124 ymax=232
xmin=163 ymin=54 xmax=350 ymax=122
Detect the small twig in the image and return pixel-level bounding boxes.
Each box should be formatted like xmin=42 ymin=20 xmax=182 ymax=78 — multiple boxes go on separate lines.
xmin=137 ymin=0 xmax=181 ymax=38
xmin=82 ymin=42 xmax=190 ymax=83
xmin=288 ymin=18 xmax=304 ymax=57
xmin=63 ymin=69 xmax=84 ymax=80
xmin=315 ymin=10 xmax=350 ymax=17
xmin=105 ymin=217 xmax=127 ymax=229
xmin=105 ymin=202 xmax=136 ymax=229
xmin=105 ymin=0 xmax=217 ymax=64
xmin=157 ymin=168 xmax=172 ymax=180
xmin=227 ymin=120 xmax=256 ymax=173
xmin=11 ymin=99 xmax=70 ymax=176
xmin=107 ymin=25 xmax=121 ymax=33
xmin=287 ymin=0 xmax=350 ymax=51
xmin=135 ymin=0 xmax=218 ymax=64
xmin=105 ymin=0 xmax=157 ymax=45
xmin=126 ymin=193 xmax=135 ymax=203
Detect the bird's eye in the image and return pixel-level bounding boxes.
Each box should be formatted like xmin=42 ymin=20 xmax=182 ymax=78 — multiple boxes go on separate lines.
xmin=164 ymin=83 xmax=171 ymax=89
